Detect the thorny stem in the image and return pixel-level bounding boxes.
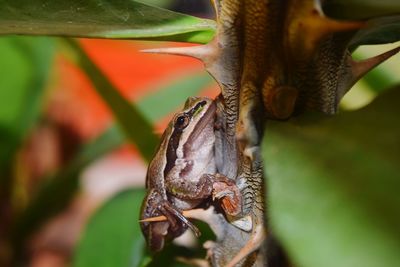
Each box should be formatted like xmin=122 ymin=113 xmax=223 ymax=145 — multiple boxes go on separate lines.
xmin=148 ymin=0 xmax=399 ymax=266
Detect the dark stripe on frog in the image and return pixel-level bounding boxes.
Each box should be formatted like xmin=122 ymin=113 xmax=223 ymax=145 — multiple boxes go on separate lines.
xmin=164 ymin=101 xmax=208 ymax=177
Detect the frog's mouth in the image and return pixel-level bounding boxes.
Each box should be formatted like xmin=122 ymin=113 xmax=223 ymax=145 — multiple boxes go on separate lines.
xmin=186 ymin=100 xmax=216 ymax=144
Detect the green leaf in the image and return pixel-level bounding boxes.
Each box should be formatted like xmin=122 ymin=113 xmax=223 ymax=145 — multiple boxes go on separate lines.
xmin=263 ymin=86 xmax=400 ymax=267
xmin=322 ymin=1 xmax=400 ymax=48
xmin=73 ymin=189 xmax=146 ymax=267
xmin=349 ymin=16 xmax=400 ymax=49
xmin=0 ymin=0 xmax=216 ymax=44
xmin=13 ymin=71 xmax=211 ymax=248
xmin=141 ymin=0 xmax=174 ymax=8
xmin=323 ymin=0 xmax=400 ymax=20
xmin=63 ymin=38 xmax=159 ymax=162
xmin=0 ymin=36 xmax=54 ymax=141
xmin=0 ymin=37 xmax=53 ymax=133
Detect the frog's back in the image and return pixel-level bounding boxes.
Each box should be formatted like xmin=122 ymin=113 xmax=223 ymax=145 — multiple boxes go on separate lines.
xmin=146 ymin=130 xmax=170 ymax=196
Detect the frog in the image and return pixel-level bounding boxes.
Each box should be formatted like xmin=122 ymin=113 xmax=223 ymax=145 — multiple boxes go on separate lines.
xmin=140 ymin=97 xmax=241 ymax=252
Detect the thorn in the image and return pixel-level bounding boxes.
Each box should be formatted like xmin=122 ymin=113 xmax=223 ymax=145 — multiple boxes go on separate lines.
xmin=140 ymin=45 xmax=213 ymax=62
xmin=287 ymin=1 xmax=364 ymax=59
xmin=351 ymin=46 xmax=400 ymax=82
xmin=298 ymin=16 xmax=363 ymax=55
xmin=314 ymin=15 xmax=364 ymax=35
xmin=338 ymin=46 xmax=400 ymax=98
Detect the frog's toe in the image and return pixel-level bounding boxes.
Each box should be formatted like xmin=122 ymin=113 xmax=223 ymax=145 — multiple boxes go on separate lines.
xmin=212 ymin=182 xmax=242 ymax=216
xmin=148 ymin=221 xmax=169 ymax=252
xmin=213 ymin=189 xmax=233 ymax=200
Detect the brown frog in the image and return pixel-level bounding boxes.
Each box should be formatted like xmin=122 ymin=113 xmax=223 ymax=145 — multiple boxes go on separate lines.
xmin=140 ymin=97 xmax=240 ymax=252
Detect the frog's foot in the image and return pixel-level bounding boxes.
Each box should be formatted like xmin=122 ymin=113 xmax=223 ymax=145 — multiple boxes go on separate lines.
xmin=212 ymin=176 xmax=242 ymax=217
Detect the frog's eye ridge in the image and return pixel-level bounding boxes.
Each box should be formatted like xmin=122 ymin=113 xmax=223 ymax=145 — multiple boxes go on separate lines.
xmin=175 ymin=115 xmax=189 ymax=129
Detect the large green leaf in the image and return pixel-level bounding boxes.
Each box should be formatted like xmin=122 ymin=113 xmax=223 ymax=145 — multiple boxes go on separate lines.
xmin=13 ymin=71 xmax=212 ymax=249
xmin=0 ymin=0 xmax=215 ymax=44
xmin=349 ymin=16 xmax=400 ymax=49
xmin=323 ymin=0 xmax=400 ymax=20
xmin=263 ymin=86 xmax=400 ymax=267
xmin=73 ymin=189 xmax=146 ymax=267
xmin=322 ymin=1 xmax=400 ymax=48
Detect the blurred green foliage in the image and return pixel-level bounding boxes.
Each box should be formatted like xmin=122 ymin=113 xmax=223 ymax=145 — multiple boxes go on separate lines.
xmin=0 ymin=37 xmax=54 ymax=165
xmin=73 ymin=189 xmax=146 ymax=267
xmin=0 ymin=36 xmax=54 ymax=267
xmin=263 ymin=87 xmax=400 ymax=267
xmin=0 ymin=37 xmax=51 ymax=133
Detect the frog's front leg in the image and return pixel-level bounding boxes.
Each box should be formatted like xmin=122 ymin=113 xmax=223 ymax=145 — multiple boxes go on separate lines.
xmin=212 ymin=174 xmax=242 ymax=217
xmin=165 ymin=169 xmax=242 ymax=217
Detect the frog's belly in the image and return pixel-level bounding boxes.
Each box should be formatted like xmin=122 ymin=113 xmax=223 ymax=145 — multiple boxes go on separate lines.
xmin=169 ymin=196 xmax=202 ymax=211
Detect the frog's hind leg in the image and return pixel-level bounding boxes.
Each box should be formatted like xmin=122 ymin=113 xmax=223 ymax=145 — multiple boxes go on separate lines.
xmin=140 ymin=189 xmax=172 ymax=251
xmin=140 ymin=189 xmax=200 ymax=251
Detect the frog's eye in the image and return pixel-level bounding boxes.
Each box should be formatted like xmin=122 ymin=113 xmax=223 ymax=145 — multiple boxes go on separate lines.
xmin=175 ymin=115 xmax=189 ymax=129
